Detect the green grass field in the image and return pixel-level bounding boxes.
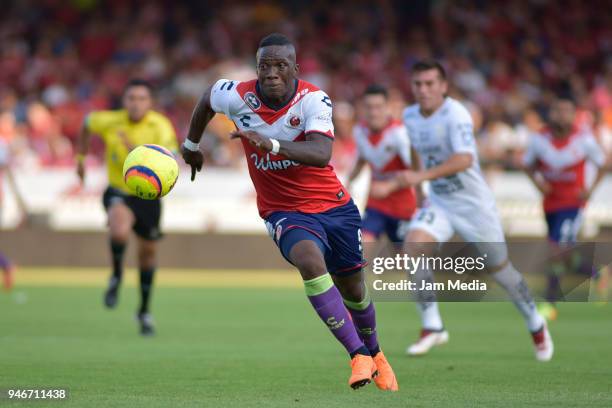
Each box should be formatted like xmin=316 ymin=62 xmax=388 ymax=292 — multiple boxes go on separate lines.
xmin=1 ymin=269 xmax=611 ymax=407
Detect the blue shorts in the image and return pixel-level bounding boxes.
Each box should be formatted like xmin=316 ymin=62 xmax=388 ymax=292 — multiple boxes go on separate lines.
xmin=362 ymin=207 xmax=410 ymax=243
xmin=545 ymin=208 xmax=583 ymax=244
xmin=265 ymin=200 xmax=366 ymax=276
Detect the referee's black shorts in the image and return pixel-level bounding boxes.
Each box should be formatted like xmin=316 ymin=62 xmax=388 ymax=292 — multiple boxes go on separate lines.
xmin=102 ymin=186 xmax=162 ymax=241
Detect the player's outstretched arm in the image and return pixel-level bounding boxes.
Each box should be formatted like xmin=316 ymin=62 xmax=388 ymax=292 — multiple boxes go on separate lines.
xmin=182 ymin=86 xmax=215 ymax=181
xmin=369 ymin=149 xmax=470 ymax=198
xmin=369 ymin=147 xmax=424 ymax=199
xmin=346 ymin=157 xmax=366 ymax=189
xmin=523 ymin=166 xmax=551 ymax=195
xmin=390 ymin=153 xmax=473 ymax=187
xmin=410 ymin=146 xmax=426 ymax=206
xmin=581 ymin=135 xmax=609 ymax=200
xmin=75 ymin=119 xmax=92 ymax=184
xmin=231 ymin=130 xmax=332 ymax=168
xmin=414 ymin=153 xmax=472 ymax=182
xmin=5 ymin=166 xmax=29 ymax=225
xmin=280 ymin=132 xmax=332 ymax=167
xmin=580 ymin=165 xmax=606 ymax=201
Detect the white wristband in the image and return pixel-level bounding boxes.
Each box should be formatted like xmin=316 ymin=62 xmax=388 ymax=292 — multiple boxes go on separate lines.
xmin=270 ymin=138 xmax=280 ymax=155
xmin=182 ymin=138 xmax=200 ymax=152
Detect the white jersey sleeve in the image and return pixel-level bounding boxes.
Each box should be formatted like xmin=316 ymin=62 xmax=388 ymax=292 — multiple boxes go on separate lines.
xmin=583 ymin=133 xmax=606 ymax=167
xmin=353 ymin=124 xmax=366 ymax=157
xmin=210 ymin=79 xmax=241 ymax=117
xmin=522 ymin=133 xmax=540 ymax=167
xmin=447 ymin=103 xmax=476 ymax=155
xmin=302 ymin=91 xmax=334 ymax=138
xmin=394 ymin=125 xmax=412 ymax=166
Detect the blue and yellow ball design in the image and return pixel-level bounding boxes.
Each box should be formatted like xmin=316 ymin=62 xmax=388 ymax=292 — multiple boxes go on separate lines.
xmin=122 ymin=144 xmax=179 ymax=200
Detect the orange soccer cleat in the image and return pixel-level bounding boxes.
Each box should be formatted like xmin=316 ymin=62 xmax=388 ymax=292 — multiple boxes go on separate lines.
xmin=372 ymin=351 xmax=399 ymax=391
xmin=348 ymin=354 xmax=377 ymax=390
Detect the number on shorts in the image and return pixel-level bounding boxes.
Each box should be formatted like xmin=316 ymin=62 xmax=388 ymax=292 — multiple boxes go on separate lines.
xmin=357 ymin=228 xmax=362 ymax=252
xmin=417 ymin=210 xmax=435 ymax=224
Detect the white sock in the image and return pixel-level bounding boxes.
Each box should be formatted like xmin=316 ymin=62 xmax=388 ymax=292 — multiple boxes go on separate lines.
xmin=413 ymin=265 xmax=444 ymax=330
xmin=417 ymin=301 xmax=444 ymax=331
xmin=492 ymin=263 xmax=544 ymax=332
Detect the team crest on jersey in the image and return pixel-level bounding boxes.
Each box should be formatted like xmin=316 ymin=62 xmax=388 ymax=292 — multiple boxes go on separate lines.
xmin=244 ymin=92 xmax=261 ymax=110
xmin=289 ymin=115 xmax=301 ymax=127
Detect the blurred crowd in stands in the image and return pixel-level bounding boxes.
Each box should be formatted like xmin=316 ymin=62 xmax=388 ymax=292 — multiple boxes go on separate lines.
xmin=0 ymin=0 xmax=611 ymax=174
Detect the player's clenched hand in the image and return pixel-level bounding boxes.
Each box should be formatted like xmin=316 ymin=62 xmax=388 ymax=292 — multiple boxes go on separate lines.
xmin=231 ymin=130 xmax=272 ymax=152
xmin=536 ymin=180 xmax=552 ymax=195
xmin=181 ymin=145 xmax=204 ymax=181
xmin=579 ymin=188 xmax=592 ymax=201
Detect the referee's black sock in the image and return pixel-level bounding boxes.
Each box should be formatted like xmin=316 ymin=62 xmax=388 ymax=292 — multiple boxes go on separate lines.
xmin=110 ymin=240 xmax=126 ymax=283
xmin=139 ymin=267 xmax=155 ymax=315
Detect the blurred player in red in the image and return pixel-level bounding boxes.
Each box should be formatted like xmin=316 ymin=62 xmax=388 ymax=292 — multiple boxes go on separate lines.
xmin=524 ymin=97 xmax=608 ymax=319
xmin=347 ymin=84 xmax=418 ymax=244
xmin=182 ymin=34 xmax=398 ymax=391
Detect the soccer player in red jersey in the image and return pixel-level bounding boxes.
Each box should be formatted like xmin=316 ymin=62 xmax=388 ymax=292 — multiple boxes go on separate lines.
xmin=347 ymin=84 xmax=417 ymax=244
xmin=182 ymin=34 xmax=398 ymax=391
xmin=524 ymin=97 xmax=608 ymax=319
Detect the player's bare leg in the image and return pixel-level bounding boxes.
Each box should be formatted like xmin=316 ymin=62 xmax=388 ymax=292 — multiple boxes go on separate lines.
xmin=288 ymin=239 xmax=376 ymax=390
xmin=136 ymin=237 xmax=157 ymax=336
xmin=487 ymin=260 xmax=552 ymax=361
xmin=404 ymin=229 xmax=449 ymax=356
xmin=360 ymin=231 xmax=379 ymax=265
xmin=104 ymin=203 xmax=134 ymax=309
xmin=333 ymin=272 xmax=398 ymax=391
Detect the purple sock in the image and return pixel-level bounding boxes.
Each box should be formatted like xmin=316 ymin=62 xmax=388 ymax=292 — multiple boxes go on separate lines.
xmin=305 ymin=275 xmax=365 ymax=355
xmin=346 ymin=301 xmax=380 ymax=355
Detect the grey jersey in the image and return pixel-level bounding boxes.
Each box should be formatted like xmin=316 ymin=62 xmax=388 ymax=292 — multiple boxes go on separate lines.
xmin=403 ymin=97 xmax=496 ymax=214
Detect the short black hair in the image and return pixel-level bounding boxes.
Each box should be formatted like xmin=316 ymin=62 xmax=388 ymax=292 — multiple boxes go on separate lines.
xmin=554 ymin=80 xmax=575 ymax=103
xmin=363 ymin=84 xmax=388 ymax=99
xmin=124 ymin=78 xmax=154 ymax=95
xmin=258 ymin=33 xmax=294 ymax=49
xmin=411 ymin=60 xmax=447 ymax=80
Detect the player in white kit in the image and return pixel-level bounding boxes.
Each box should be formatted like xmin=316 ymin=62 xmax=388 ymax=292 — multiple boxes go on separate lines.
xmin=377 ymin=61 xmax=553 ymax=361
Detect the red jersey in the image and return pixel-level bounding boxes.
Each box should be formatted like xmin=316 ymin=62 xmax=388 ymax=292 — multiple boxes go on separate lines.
xmin=524 ymin=126 xmax=606 ymax=212
xmin=210 ymin=78 xmax=350 ymax=218
xmin=353 ymin=120 xmax=416 ymax=219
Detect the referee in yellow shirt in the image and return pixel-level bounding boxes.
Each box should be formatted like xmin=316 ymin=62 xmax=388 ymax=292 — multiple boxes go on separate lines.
xmin=76 ymin=79 xmax=178 ymax=336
